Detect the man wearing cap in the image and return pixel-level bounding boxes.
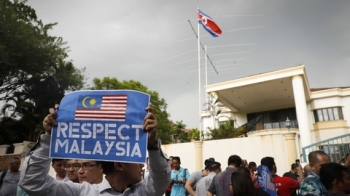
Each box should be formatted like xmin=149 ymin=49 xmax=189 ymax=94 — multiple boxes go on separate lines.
xmin=185 ymin=158 xmax=215 ymax=196
xmin=195 ymin=161 xmax=221 ymax=196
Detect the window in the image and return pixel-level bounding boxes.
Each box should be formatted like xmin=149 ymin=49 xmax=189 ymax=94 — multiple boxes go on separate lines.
xmin=314 ymin=107 xmax=344 ymax=122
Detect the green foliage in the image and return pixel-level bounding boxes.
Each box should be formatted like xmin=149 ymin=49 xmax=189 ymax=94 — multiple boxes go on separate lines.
xmin=170 ymin=121 xmax=190 ymax=143
xmin=187 ymin=128 xmax=200 ymax=141
xmin=0 ymin=117 xmax=30 ymax=144
xmin=205 ymin=120 xmax=246 ymax=140
xmin=0 ymin=0 xmax=85 ymax=144
xmin=90 ymin=77 xmax=173 ymax=144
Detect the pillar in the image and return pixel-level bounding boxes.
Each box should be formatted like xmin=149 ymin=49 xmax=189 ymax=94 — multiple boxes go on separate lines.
xmin=291 ymin=75 xmax=312 ymax=148
xmin=284 ymin=133 xmax=297 ymax=165
xmin=194 ymin=141 xmax=203 ymax=170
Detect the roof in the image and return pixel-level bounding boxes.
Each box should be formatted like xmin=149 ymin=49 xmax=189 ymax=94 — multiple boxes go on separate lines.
xmin=310 ymin=87 xmax=350 ymax=92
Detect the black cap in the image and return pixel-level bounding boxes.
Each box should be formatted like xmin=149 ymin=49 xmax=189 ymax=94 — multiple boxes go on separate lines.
xmin=204 ymin=157 xmax=215 ymax=166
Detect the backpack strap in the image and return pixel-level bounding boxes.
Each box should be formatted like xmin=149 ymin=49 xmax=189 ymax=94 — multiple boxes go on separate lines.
xmin=0 ymin=169 xmax=8 ymax=187
xmin=183 ymin=168 xmax=188 ymax=180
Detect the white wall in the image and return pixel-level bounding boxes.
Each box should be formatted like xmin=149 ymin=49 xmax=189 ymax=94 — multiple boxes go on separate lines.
xmin=162 ymin=134 xmax=291 ymax=176
xmin=162 ymin=142 xmax=196 ymax=173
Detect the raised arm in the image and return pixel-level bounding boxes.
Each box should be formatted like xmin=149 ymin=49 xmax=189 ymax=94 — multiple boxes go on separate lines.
xmin=143 ymin=107 xmax=171 ymax=196
xmin=19 ymin=108 xmax=80 ymax=195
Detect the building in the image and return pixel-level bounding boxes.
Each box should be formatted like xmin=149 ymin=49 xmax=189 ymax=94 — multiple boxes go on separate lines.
xmin=201 ymin=65 xmax=350 ymax=163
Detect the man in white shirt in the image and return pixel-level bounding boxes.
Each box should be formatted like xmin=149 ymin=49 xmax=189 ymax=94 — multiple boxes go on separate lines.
xmin=19 ymin=106 xmax=170 ymax=196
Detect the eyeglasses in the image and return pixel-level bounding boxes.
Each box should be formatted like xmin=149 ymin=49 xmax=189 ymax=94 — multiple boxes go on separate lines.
xmin=66 ymin=163 xmax=98 ymax=171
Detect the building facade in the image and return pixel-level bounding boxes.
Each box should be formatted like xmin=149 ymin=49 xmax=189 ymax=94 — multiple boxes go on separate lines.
xmin=202 ymin=65 xmax=350 ymax=163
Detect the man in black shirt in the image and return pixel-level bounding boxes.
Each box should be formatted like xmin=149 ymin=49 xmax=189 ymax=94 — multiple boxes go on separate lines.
xmin=283 ymin=163 xmax=299 ymax=196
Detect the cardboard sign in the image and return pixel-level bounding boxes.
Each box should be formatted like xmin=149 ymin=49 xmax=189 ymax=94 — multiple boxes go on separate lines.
xmin=49 ymin=90 xmax=150 ymax=164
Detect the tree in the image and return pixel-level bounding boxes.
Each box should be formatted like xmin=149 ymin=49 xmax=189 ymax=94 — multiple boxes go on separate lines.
xmin=0 ymin=0 xmax=85 ymax=144
xmin=205 ymin=120 xmax=240 ymax=140
xmin=90 ymin=77 xmax=173 ymax=144
xmin=187 ymin=128 xmax=201 ymax=141
xmin=170 ymin=121 xmax=190 ymax=143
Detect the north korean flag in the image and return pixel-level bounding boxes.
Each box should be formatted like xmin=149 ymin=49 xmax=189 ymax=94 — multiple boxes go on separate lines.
xmin=198 ymin=9 xmax=222 ymax=37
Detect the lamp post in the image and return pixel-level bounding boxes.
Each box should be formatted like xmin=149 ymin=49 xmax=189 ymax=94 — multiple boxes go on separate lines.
xmin=285 ymin=117 xmax=291 ymax=132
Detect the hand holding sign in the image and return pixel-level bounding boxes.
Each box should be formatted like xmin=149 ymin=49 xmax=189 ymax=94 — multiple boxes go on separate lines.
xmin=143 ymin=106 xmax=158 ymax=145
xmin=46 ymin=90 xmax=152 ymax=164
xmin=43 ymin=107 xmax=58 ymax=135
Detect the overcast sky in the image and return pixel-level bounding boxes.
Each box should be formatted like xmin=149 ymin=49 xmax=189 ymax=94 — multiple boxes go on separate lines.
xmin=27 ymin=0 xmax=350 ymax=129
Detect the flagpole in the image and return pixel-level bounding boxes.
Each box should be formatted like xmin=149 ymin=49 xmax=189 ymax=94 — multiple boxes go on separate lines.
xmin=205 ymin=45 xmax=208 ymax=86
xmin=197 ymin=7 xmax=202 ymax=141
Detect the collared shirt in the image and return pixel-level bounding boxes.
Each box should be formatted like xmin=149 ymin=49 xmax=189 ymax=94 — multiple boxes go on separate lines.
xmin=19 ymin=134 xmax=171 ymax=196
xmin=0 ymin=169 xmax=20 ymax=196
xmin=298 ymin=173 xmax=327 ymax=196
xmin=170 ymin=167 xmax=190 ymax=196
xmin=50 ymin=173 xmax=70 ymax=182
xmin=195 ymin=172 xmax=216 ymax=196
xmin=207 ymin=167 xmax=236 ymax=196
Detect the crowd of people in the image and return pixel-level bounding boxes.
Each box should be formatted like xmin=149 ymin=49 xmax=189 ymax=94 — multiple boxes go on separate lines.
xmin=165 ymin=152 xmax=350 ymax=196
xmin=0 ymin=107 xmax=349 ymax=196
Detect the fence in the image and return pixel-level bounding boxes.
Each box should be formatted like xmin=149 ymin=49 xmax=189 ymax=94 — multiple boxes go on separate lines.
xmin=301 ymin=133 xmax=350 ymax=162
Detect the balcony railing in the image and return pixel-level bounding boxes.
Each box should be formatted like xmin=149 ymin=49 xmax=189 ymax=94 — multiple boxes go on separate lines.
xmin=249 ymin=120 xmax=299 ymax=132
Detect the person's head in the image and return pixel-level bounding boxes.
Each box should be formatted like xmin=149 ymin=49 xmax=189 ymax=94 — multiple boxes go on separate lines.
xmin=261 ymin=157 xmax=276 ymax=174
xmin=51 ymin=159 xmax=67 ymax=177
xmin=228 ymin=155 xmax=242 ymax=168
xmin=101 ymin=161 xmax=144 ymax=186
xmin=241 ymin=159 xmax=248 ymax=168
xmin=248 ymin=162 xmax=257 ymax=172
xmin=66 ymin=159 xmax=79 ymax=183
xmin=230 ymin=170 xmax=258 ymax=196
xmin=303 ymin=164 xmax=311 ymax=177
xmin=10 ymin=157 xmax=21 ymax=172
xmin=172 ymin=156 xmax=181 ymax=170
xmin=291 ymin=163 xmax=298 ymax=174
xmin=169 ymin=156 xmax=173 ymax=167
xmin=320 ymin=162 xmax=350 ymax=194
xmin=204 ymin=157 xmax=215 ymax=167
xmin=208 ymin=162 xmax=221 ymax=174
xmin=76 ymin=160 xmax=103 ymax=184
xmin=308 ymin=151 xmax=330 ymax=175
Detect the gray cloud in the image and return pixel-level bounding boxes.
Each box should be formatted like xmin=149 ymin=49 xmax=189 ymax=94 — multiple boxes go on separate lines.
xmin=27 ymin=0 xmax=350 ymax=128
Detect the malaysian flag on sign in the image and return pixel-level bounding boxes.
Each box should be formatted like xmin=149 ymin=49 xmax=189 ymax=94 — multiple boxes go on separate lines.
xmin=74 ymin=95 xmax=127 ymax=121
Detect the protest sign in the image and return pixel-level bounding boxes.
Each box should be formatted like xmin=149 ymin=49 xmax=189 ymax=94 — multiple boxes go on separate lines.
xmin=49 ymin=90 xmax=150 ymax=164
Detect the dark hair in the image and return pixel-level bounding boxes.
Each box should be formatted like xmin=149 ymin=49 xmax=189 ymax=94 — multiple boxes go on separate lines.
xmin=52 ymin=159 xmax=65 ymax=164
xmin=260 ymin=157 xmax=275 ymax=171
xmin=228 ymin=155 xmax=242 ymax=167
xmin=320 ymin=162 xmax=348 ymax=190
xmin=237 ymin=166 xmax=250 ymax=175
xmin=231 ymin=171 xmax=258 ymax=196
xmin=172 ymin=156 xmax=181 ymax=163
xmin=309 ymin=151 xmax=329 ymax=164
xmin=291 ymin=163 xmax=298 ymax=170
xmin=99 ymin=161 xmax=113 ymax=175
xmin=10 ymin=157 xmax=20 ymax=164
xmin=208 ymin=162 xmax=221 ymax=172
xmin=248 ymin=162 xmax=256 ymax=169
